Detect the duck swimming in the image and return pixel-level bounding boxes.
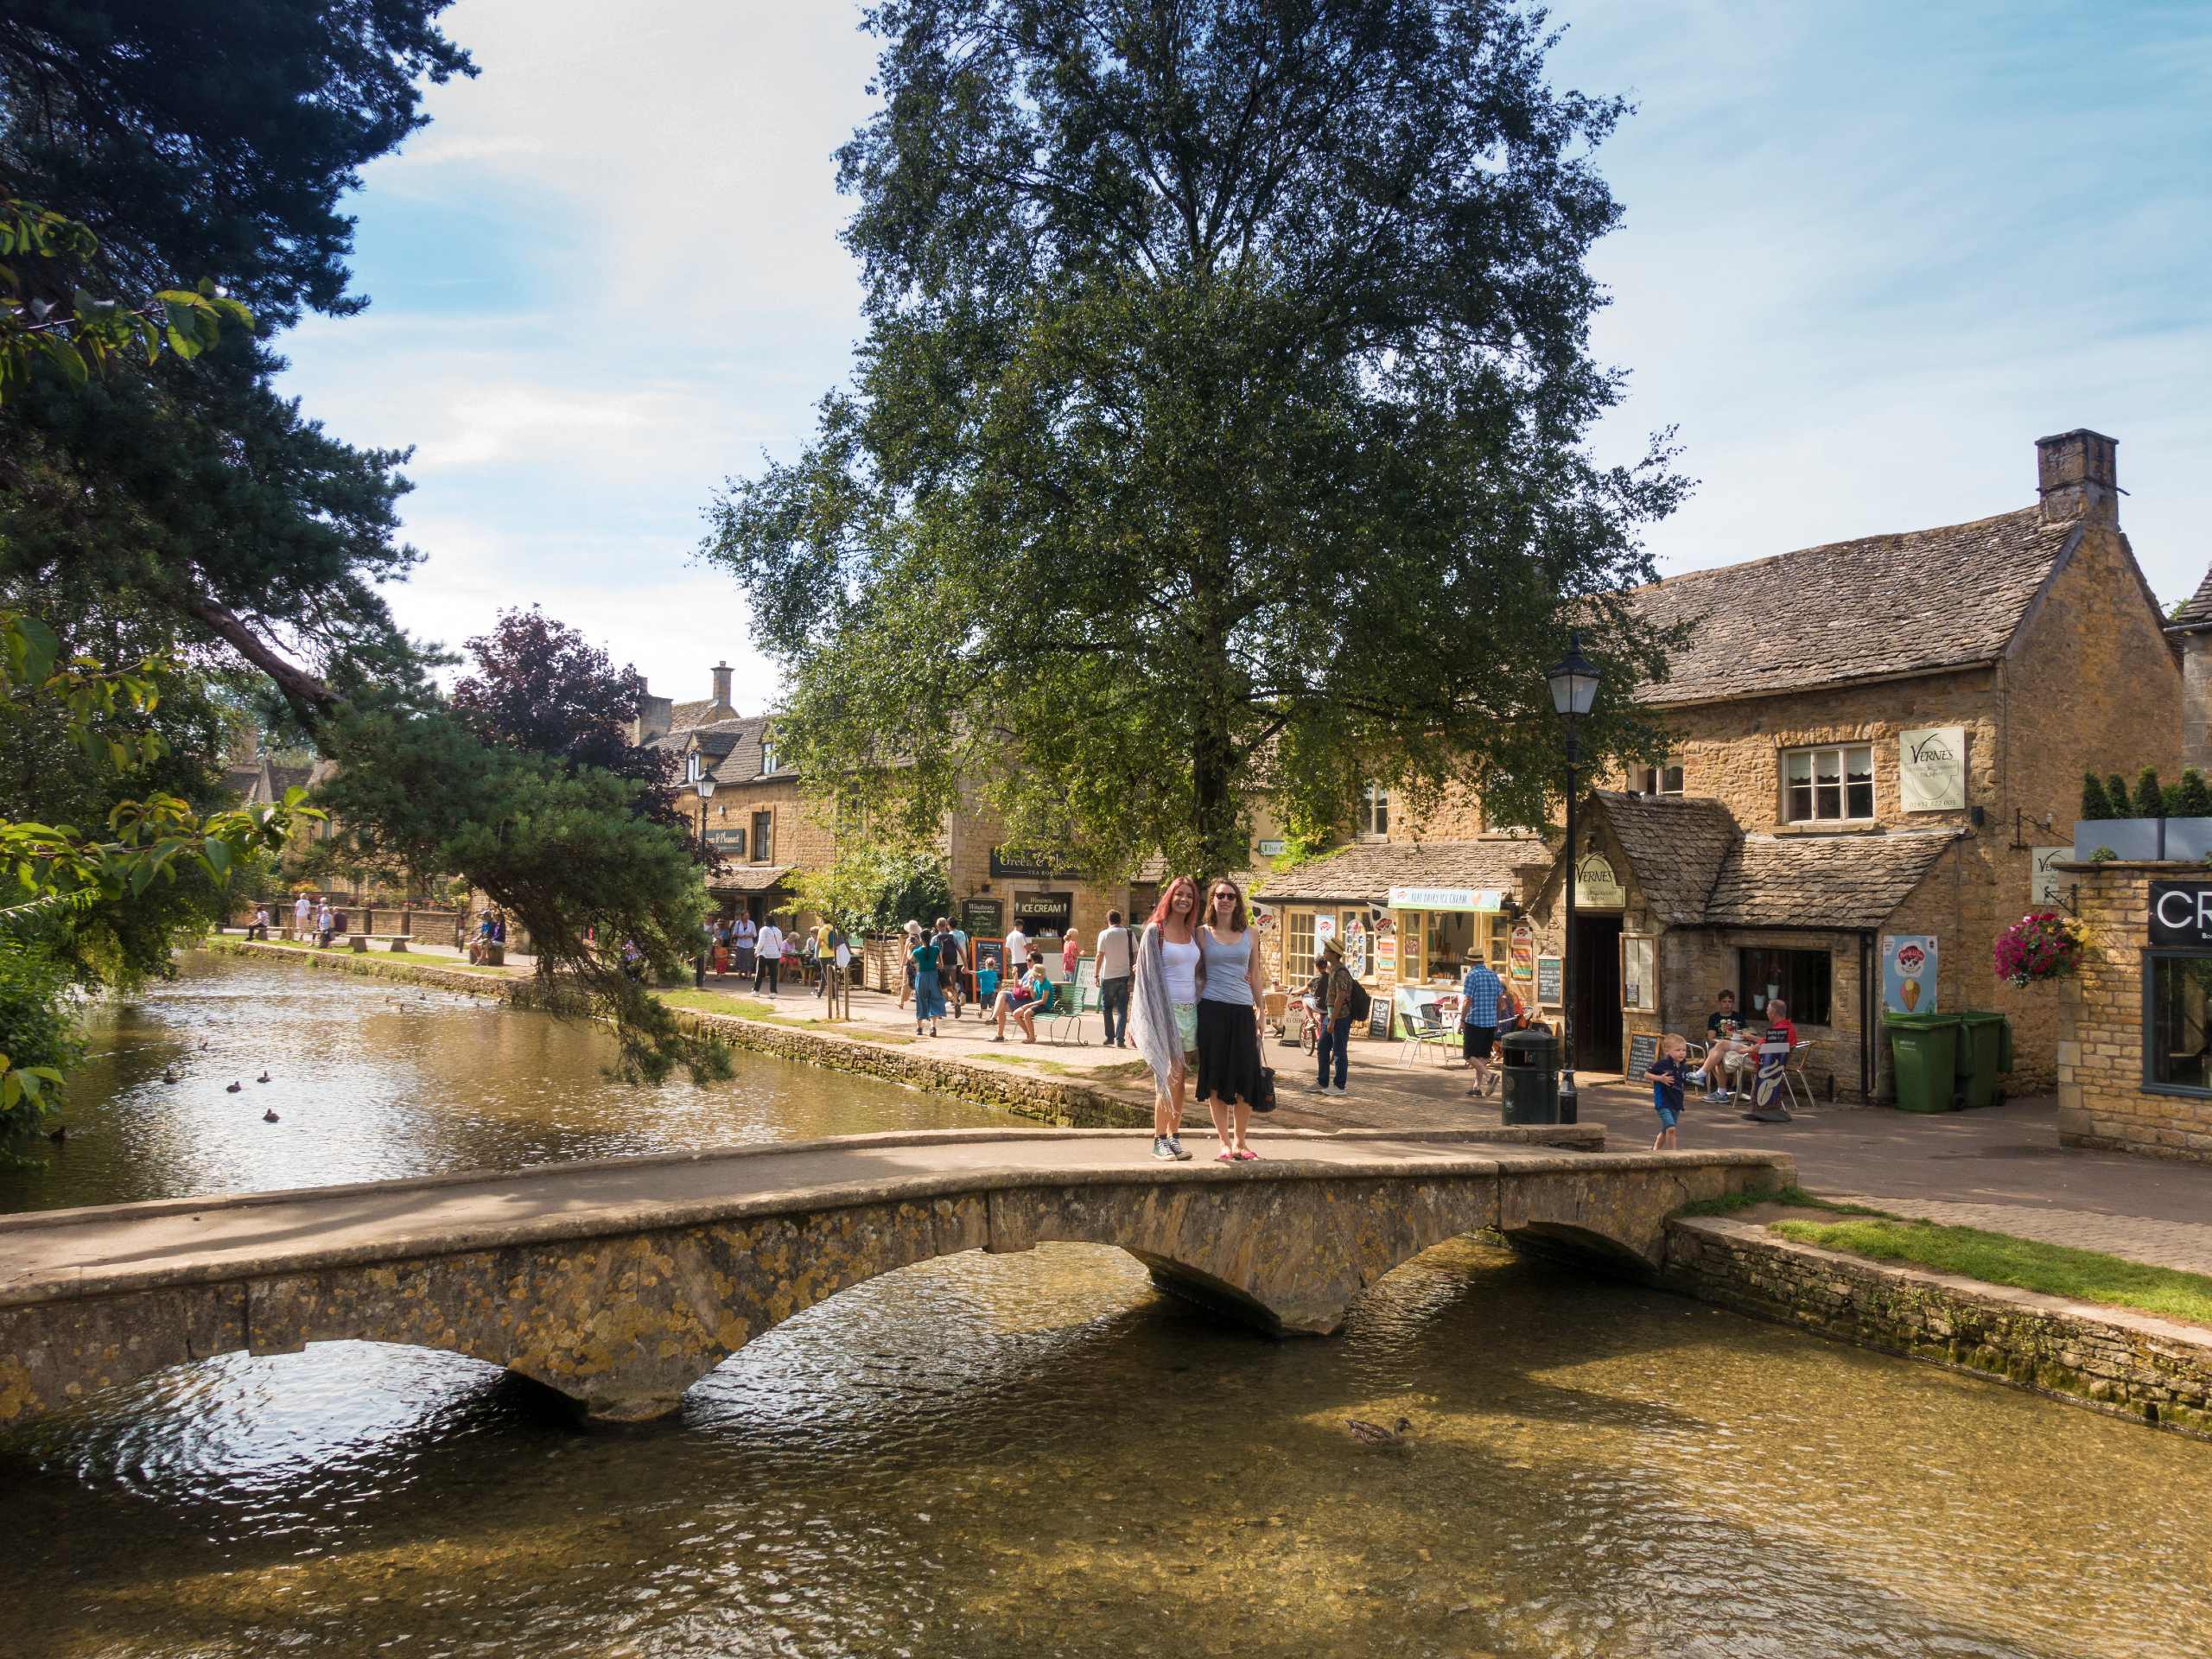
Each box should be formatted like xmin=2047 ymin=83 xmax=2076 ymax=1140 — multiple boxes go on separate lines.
xmin=262 ymin=1108 xmax=280 ymax=1123
xmin=162 ymin=1067 xmax=180 ymax=1084
xmin=225 ymin=1080 xmax=243 ymax=1094
xmin=1344 ymin=1417 xmax=1413 ymax=1449
xmin=256 ymin=1070 xmax=271 ymax=1084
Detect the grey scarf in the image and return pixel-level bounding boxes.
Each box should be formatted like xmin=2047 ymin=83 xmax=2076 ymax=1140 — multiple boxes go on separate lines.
xmin=1128 ymin=921 xmax=1185 ymax=1090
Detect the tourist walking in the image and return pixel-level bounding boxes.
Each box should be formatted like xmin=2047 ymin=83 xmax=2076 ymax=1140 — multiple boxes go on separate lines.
xmin=947 ymin=918 xmax=970 ymax=1010
xmin=1060 ymin=928 xmax=1079 ymax=978
xmin=1459 ymin=954 xmax=1505 ymax=1098
xmin=293 ymin=892 xmax=312 ymax=940
xmin=315 ymin=899 xmax=335 ymax=948
xmin=754 ymin=915 xmax=785 ymax=995
xmin=1129 ymin=876 xmax=1202 ymax=1162
xmin=1094 ymin=910 xmax=1134 ymax=1047
xmin=1194 ymin=878 xmax=1268 ymax=1162
xmin=898 ymin=918 xmax=925 ymax=1008
xmin=933 ymin=918 xmax=964 ymax=1018
xmin=1648 ymin=1033 xmax=1690 ymax=1150
xmin=1004 ymin=919 xmax=1030 ymax=977
xmin=1310 ymin=935 xmax=1356 ymax=1093
xmin=911 ymin=925 xmax=945 ymax=1037
xmin=733 ymin=912 xmax=758 ymax=979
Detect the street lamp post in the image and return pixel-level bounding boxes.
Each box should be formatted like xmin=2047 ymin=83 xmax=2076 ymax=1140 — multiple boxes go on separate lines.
xmin=694 ymin=774 xmax=718 ymax=988
xmin=1547 ymin=632 xmax=1601 ymax=1121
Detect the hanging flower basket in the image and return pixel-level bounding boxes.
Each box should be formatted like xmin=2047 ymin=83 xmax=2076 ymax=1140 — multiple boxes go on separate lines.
xmin=1992 ymin=912 xmax=2084 ymax=988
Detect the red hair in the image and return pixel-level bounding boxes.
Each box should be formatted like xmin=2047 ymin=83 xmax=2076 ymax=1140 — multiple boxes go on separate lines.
xmin=1148 ymin=875 xmax=1201 ymax=928
xmin=1205 ymin=877 xmax=1248 ymax=931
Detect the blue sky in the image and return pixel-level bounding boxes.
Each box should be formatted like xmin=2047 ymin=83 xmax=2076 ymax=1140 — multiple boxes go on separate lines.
xmin=277 ymin=0 xmax=2212 ymax=711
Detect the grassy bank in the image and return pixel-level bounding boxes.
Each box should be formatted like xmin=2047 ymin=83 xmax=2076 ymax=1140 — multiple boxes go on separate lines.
xmin=1772 ymin=1217 xmax=2212 ymax=1328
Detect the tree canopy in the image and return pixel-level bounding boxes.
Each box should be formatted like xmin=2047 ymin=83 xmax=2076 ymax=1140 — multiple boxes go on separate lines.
xmin=706 ymin=0 xmax=1686 ymax=876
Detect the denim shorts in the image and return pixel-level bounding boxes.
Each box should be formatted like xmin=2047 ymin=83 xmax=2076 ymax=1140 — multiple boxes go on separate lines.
xmin=1173 ymin=1001 xmax=1198 ymax=1052
xmin=1654 ymin=1102 xmax=1681 ymax=1129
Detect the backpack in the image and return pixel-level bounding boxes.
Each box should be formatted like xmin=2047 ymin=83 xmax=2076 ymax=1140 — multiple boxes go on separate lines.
xmin=1344 ymin=976 xmax=1371 ymax=1023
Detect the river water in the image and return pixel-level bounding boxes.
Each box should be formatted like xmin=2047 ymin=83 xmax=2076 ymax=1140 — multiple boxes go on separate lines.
xmin=3 ymin=952 xmax=2209 ymax=1658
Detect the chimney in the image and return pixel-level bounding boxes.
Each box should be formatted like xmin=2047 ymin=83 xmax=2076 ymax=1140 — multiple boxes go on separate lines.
xmin=630 ymin=690 xmax=673 ymax=747
xmin=711 ymin=661 xmax=734 ymax=715
xmin=2036 ymin=429 xmax=2119 ymax=525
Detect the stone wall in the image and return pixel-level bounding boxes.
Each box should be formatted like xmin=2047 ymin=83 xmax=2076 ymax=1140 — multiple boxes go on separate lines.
xmin=2057 ymin=861 xmax=2212 ymax=1163
xmin=1666 ymin=1216 xmax=2212 ymax=1438
xmin=705 ymin=777 xmax=838 ymax=883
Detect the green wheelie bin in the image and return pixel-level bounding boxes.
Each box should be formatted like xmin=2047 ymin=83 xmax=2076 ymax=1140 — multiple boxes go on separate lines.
xmin=1885 ymin=1012 xmax=1961 ymax=1113
xmin=1955 ymin=1011 xmax=2008 ymax=1109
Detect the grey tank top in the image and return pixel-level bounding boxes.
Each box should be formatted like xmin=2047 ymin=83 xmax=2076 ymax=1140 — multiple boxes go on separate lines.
xmin=1198 ymin=928 xmax=1254 ymax=1006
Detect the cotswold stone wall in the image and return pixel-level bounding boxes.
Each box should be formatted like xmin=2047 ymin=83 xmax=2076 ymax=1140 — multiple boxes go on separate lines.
xmin=1666 ymin=1216 xmax=2212 ymax=1438
xmin=2058 ymin=862 xmax=2212 ymax=1163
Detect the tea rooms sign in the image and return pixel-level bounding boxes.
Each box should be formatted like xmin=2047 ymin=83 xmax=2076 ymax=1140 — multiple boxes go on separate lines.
xmin=1899 ymin=727 xmax=1967 ymax=813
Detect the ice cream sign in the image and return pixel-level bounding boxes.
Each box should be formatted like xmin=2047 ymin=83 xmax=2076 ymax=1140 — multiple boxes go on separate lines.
xmin=1882 ymin=934 xmax=1939 ymax=1014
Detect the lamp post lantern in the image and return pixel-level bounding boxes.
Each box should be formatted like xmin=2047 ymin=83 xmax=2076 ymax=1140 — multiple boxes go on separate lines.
xmin=693 ymin=774 xmax=718 ymax=988
xmin=1546 ymin=632 xmax=1601 ymax=1118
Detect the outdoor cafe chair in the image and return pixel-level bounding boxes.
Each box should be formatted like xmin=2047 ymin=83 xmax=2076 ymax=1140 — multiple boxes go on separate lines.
xmin=1046 ymin=960 xmax=1097 ymax=1045
xmin=1779 ymin=1039 xmax=1818 ymax=1113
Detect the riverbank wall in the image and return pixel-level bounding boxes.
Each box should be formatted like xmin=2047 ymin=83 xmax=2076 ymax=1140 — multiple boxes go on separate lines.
xmin=1664 ymin=1216 xmax=2212 ymax=1440
xmin=198 ymin=937 xmax=1603 ymax=1150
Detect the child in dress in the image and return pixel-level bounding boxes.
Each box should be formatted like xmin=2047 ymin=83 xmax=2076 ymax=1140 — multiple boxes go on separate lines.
xmin=1647 ymin=1033 xmax=1689 ymax=1151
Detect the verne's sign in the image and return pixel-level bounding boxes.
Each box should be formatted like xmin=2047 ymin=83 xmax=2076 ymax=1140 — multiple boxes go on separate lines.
xmin=1899 ymin=726 xmax=1967 ymax=812
xmin=2149 ymin=881 xmax=2212 ymax=947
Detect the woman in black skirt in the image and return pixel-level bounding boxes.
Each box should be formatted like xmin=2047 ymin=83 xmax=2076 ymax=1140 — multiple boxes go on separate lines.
xmin=1194 ymin=877 xmax=1268 ymax=1161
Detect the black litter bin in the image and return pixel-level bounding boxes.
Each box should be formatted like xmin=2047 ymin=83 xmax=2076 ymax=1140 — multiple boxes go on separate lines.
xmin=1499 ymin=1028 xmax=1560 ymax=1125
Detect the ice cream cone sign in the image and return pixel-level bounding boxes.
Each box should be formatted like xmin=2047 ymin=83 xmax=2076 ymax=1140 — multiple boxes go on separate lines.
xmin=1884 ymin=936 xmax=1937 ymax=1014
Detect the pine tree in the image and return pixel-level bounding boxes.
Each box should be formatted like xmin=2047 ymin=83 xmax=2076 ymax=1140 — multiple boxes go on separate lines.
xmin=2081 ymin=772 xmax=2113 ymax=821
xmin=2133 ymin=767 xmax=2166 ymax=818
xmin=2108 ymin=774 xmax=2135 ymax=818
xmin=2177 ymin=769 xmax=2212 ymax=817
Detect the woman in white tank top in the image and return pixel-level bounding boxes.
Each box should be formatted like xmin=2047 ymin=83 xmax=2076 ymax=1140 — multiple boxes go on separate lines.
xmin=1130 ymin=875 xmax=1202 ymax=1161
xmin=1194 ymin=878 xmax=1267 ymax=1160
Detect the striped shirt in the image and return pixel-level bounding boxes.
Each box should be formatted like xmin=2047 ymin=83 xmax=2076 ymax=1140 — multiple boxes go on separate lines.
xmin=1460 ymin=964 xmax=1504 ymax=1027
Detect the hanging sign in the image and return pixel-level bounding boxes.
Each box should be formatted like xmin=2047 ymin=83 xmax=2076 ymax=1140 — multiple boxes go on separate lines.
xmin=2031 ymin=847 xmax=2071 ymax=907
xmin=1899 ymin=727 xmax=1967 ymax=813
xmin=1882 ymin=934 xmax=1939 ymax=1014
xmin=1314 ymin=912 xmax=1338 ymax=950
xmin=1574 ymin=855 xmax=1624 ymax=909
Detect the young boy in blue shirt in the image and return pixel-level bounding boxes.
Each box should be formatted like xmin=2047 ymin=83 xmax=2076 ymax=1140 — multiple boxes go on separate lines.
xmin=1647 ymin=1032 xmax=1689 ymax=1151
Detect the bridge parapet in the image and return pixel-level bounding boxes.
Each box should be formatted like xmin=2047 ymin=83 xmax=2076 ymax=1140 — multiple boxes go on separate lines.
xmin=0 ymin=1130 xmax=1791 ymax=1427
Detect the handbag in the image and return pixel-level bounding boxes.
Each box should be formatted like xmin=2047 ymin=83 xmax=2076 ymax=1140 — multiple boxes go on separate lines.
xmin=1253 ymin=1065 xmax=1276 ymax=1113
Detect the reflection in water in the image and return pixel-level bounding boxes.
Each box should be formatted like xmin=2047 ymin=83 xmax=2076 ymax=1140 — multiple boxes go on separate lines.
xmin=3 ymin=956 xmax=2209 ymax=1656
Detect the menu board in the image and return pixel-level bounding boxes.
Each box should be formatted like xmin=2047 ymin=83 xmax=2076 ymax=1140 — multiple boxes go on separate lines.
xmin=961 ymin=897 xmax=1002 ymax=937
xmin=1535 ymin=956 xmax=1563 ymax=1007
xmin=1626 ymin=1031 xmax=1658 ymax=1080
xmin=1368 ymin=992 xmax=1392 ymax=1041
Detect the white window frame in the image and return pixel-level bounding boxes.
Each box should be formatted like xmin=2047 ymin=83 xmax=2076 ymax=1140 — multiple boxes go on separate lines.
xmin=1783 ymin=744 xmax=1875 ymax=823
xmin=761 ymin=740 xmax=777 ymax=775
xmin=1357 ymin=782 xmax=1389 ymax=842
xmin=1287 ymin=910 xmax=1316 ymax=983
xmin=1637 ymin=758 xmax=1685 ymax=797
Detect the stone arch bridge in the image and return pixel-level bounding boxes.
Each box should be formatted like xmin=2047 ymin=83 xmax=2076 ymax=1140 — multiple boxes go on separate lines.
xmin=0 ymin=1129 xmax=1793 ymax=1426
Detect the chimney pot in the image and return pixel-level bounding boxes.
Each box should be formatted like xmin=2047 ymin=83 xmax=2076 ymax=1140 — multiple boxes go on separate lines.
xmin=2036 ymin=429 xmax=2119 ymax=525
xmin=711 ymin=661 xmax=734 ymax=714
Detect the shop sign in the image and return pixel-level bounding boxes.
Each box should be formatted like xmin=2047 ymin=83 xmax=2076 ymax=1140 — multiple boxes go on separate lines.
xmin=1509 ymin=921 xmax=1535 ymax=984
xmin=1386 ymin=886 xmax=1503 ymax=912
xmin=1899 ymin=727 xmax=1967 ymax=812
xmin=2031 ymin=846 xmax=2071 ymax=906
xmin=989 ymin=849 xmax=1083 ymax=879
xmin=2149 ymin=881 xmax=2212 ymax=946
xmin=960 ymin=897 xmax=1003 ymax=938
xmin=1881 ymin=934 xmax=1938 ymax=1013
xmin=1574 ymin=855 xmax=1624 ymax=909
xmin=1375 ymin=927 xmax=1396 ymax=980
xmin=1344 ymin=915 xmax=1369 ymax=979
xmin=704 ymin=826 xmax=748 ymax=854
xmin=1012 ymin=891 xmax=1074 ymax=935
xmin=1256 ymin=838 xmax=1286 ymax=857
xmin=1314 ymin=912 xmax=1338 ymax=949
xmin=1535 ymin=955 xmax=1563 ymax=1007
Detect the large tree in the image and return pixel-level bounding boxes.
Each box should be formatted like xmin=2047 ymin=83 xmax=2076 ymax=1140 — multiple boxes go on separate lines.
xmin=706 ymin=0 xmax=1688 ymax=877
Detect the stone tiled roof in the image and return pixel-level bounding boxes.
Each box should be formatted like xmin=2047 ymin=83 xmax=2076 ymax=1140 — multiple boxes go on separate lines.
xmin=2168 ymin=566 xmax=2212 ymax=632
xmin=708 ymin=863 xmax=793 ymax=894
xmin=1628 ymin=507 xmax=2077 ymax=706
xmin=652 ymin=715 xmax=798 ymax=784
xmin=667 ymin=696 xmax=729 ymax=731
xmin=1702 ymin=830 xmax=1961 ymax=930
xmin=1591 ymin=791 xmax=1738 ymax=925
xmin=1255 ymin=838 xmax=1547 ymax=906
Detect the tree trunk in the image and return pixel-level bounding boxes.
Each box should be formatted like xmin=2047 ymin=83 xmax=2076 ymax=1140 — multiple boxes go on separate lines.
xmin=1191 ymin=625 xmax=1244 ymax=878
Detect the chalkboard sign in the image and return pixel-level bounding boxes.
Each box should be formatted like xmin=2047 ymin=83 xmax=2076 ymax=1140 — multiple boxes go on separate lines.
xmin=1368 ymin=990 xmax=1391 ymax=1041
xmin=1535 ymin=956 xmax=1563 ymax=1007
xmin=1626 ymin=1031 xmax=1658 ymax=1080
